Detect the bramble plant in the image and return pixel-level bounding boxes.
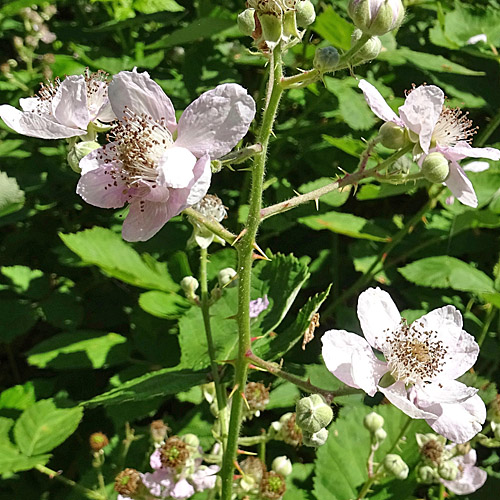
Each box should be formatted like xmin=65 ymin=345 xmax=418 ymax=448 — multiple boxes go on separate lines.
xmin=1 ymin=1 xmax=500 ymax=500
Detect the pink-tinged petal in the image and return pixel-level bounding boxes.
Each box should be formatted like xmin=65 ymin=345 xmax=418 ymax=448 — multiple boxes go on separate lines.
xmin=442 ymin=141 xmax=500 ymax=162
xmin=445 ymin=161 xmax=478 ymax=208
xmin=358 ymin=80 xmax=404 ymax=126
xmin=175 ymin=83 xmax=256 ymax=159
xmin=185 ymin=154 xmax=211 ymax=206
xmin=321 ymin=329 xmax=387 ymax=395
xmin=122 ymin=199 xmax=171 ymax=242
xmin=464 ymin=160 xmax=490 ymax=173
xmin=170 ymin=479 xmax=195 ymax=500
xmin=150 ymin=449 xmax=163 ymax=470
xmin=157 ymin=146 xmax=196 ymax=189
xmin=414 ymin=380 xmax=477 ymax=406
xmin=0 ymin=104 xmax=85 ymax=139
xmin=109 ymin=71 xmax=177 ymax=132
xmin=424 ymin=394 xmax=486 ymax=443
xmin=399 ymin=85 xmax=444 ymax=153
xmin=442 ymin=450 xmax=487 ymax=495
xmin=86 ymin=80 xmax=110 ymax=121
xmin=52 ymin=75 xmax=90 ymax=130
xmin=379 ymin=382 xmax=436 ymax=419
xmin=77 ymin=165 xmax=129 ymax=209
xmin=96 ymin=99 xmax=116 ymax=123
xmin=357 ymin=287 xmax=401 ymax=351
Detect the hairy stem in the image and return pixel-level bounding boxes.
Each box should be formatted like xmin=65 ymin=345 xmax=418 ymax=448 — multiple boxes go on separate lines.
xmin=183 ymin=207 xmax=237 ymax=245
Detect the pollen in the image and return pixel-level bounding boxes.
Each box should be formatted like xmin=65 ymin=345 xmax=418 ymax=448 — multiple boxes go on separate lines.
xmin=432 ymin=107 xmax=478 ymax=147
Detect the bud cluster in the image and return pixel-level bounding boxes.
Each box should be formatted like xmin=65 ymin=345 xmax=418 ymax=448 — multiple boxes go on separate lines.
xmin=348 ymin=0 xmax=405 ymax=37
xmin=188 ymin=194 xmax=227 ymax=249
xmin=295 ymin=394 xmax=333 ymax=447
xmin=271 ymin=412 xmax=303 ymax=446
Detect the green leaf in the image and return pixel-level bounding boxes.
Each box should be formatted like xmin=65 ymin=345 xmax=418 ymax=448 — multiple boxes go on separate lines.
xmin=322 ymin=135 xmax=366 ymax=157
xmin=138 ymin=291 xmax=190 ymax=319
xmin=0 ymin=383 xmax=36 ymax=411
xmin=0 ymin=171 xmax=25 ymax=218
xmin=313 ymin=405 xmax=429 ymax=500
xmin=298 ymin=179 xmax=350 ymax=207
xmin=253 ymin=286 xmax=331 ymax=361
xmin=0 ymin=444 xmax=50 ymax=474
xmin=298 ymin=212 xmax=390 ymax=242
xmin=59 ymin=227 xmax=178 ymax=292
xmin=356 ymin=182 xmax=423 ymax=200
xmin=313 ymin=6 xmax=353 ymax=51
xmin=398 ymin=256 xmax=496 ymax=295
xmin=133 ymin=0 xmax=184 ymax=14
xmin=285 ymin=463 xmax=315 ymax=500
xmin=26 ymin=331 xmax=129 ymax=370
xmin=14 ymin=400 xmax=83 ymax=456
xmin=0 ymin=299 xmax=39 ymax=343
xmin=84 ymin=368 xmax=208 ymax=407
xmin=40 ymin=292 xmax=84 ymax=330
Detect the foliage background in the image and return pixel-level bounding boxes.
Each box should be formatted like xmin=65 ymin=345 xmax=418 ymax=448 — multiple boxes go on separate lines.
xmin=0 ymin=0 xmax=499 ymax=498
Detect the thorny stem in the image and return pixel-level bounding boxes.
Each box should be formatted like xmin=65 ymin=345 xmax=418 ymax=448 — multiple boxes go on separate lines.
xmin=260 ymin=144 xmax=413 ymax=220
xmin=183 ymin=207 xmax=237 ymax=245
xmin=35 ymin=465 xmax=107 ymax=500
xmin=199 ymin=247 xmax=229 ymax=451
xmin=246 ymin=351 xmax=362 ymax=404
xmin=219 ymin=45 xmax=284 ymax=500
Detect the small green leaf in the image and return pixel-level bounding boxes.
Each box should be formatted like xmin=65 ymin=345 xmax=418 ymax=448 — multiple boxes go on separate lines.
xmin=322 ymin=135 xmax=366 ymax=157
xmin=0 ymin=171 xmax=25 ymax=217
xmin=138 ymin=291 xmax=190 ymax=319
xmin=14 ymin=400 xmax=83 ymax=456
xmin=0 ymin=299 xmax=39 ymax=343
xmin=0 ymin=383 xmax=36 ymax=411
xmin=313 ymin=6 xmax=353 ymax=51
xmin=0 ymin=445 xmax=51 ymax=474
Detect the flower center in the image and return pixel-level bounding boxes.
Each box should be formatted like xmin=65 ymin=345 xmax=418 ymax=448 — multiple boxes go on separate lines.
xmin=431 ymin=107 xmax=478 ymax=147
xmin=383 ymin=319 xmax=448 ymax=385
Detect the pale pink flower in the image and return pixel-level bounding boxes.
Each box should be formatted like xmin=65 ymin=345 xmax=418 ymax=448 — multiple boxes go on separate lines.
xmin=321 ymin=287 xmax=486 ymax=443
xmin=77 ymin=70 xmax=256 ymax=242
xmin=249 ymin=295 xmax=269 ymax=318
xmin=441 ymin=448 xmax=487 ymax=495
xmin=0 ymin=70 xmax=114 ymax=139
xmin=358 ymin=79 xmax=500 ymax=208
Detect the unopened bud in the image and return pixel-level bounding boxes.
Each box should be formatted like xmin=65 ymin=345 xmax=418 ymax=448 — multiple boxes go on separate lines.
xmin=296 ymin=0 xmax=316 ymax=27
xmin=296 ymin=394 xmax=333 ymax=434
xmin=383 ymin=454 xmax=409 ymax=480
xmin=421 ymin=152 xmax=450 ymax=183
xmin=67 ymin=140 xmax=101 ymax=173
xmin=181 ymin=433 xmax=200 ymax=450
xmin=417 ymin=464 xmax=439 ymax=484
xmin=379 ymin=121 xmax=407 ymax=150
xmin=363 ymin=412 xmax=384 ymax=432
xmin=272 ymin=456 xmax=292 ymax=477
xmin=260 ymin=470 xmax=286 ymax=499
xmin=302 ymin=428 xmax=329 ymax=447
xmin=181 ymin=276 xmax=199 ymax=299
xmin=374 ymin=428 xmax=387 ymax=443
xmin=350 ymin=29 xmax=382 ymax=64
xmin=150 ymin=419 xmax=169 ymax=444
xmin=348 ymin=0 xmax=405 ymax=37
xmin=238 ymin=8 xmax=257 ymax=36
xmin=218 ymin=267 xmax=237 ymax=287
xmin=89 ymin=432 xmax=109 ymax=452
xmin=438 ymin=460 xmax=459 ymax=481
xmin=313 ymin=46 xmax=339 ymax=73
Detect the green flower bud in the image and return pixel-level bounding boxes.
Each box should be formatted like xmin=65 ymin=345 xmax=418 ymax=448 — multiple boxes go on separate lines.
xmin=313 ymin=46 xmax=340 ymax=73
xmin=348 ymin=0 xmax=405 ymax=37
xmin=238 ymin=8 xmax=256 ymax=36
xmin=296 ymin=394 xmax=333 ymax=434
xmin=296 ymin=0 xmax=316 ymax=27
xmin=272 ymin=455 xmax=293 ymax=477
xmin=438 ymin=460 xmax=459 ymax=481
xmin=455 ymin=442 xmax=471 ymax=456
xmin=417 ymin=464 xmax=439 ymax=484
xmin=181 ymin=433 xmax=200 ymax=450
xmin=416 ymin=433 xmax=446 ymax=448
xmin=259 ymin=13 xmax=283 ymax=48
xmin=218 ymin=267 xmax=237 ymax=288
xmin=421 ymin=152 xmax=450 ymax=183
xmin=363 ymin=412 xmax=385 ymax=432
xmin=181 ymin=276 xmax=199 ymax=299
xmin=383 ymin=454 xmax=409 ymax=480
xmin=350 ymin=29 xmax=382 ymax=64
xmin=379 ymin=121 xmax=407 ymax=150
xmin=302 ymin=428 xmax=329 ymax=447
xmin=67 ymin=140 xmax=101 ymax=173
xmin=374 ymin=428 xmax=387 ymax=444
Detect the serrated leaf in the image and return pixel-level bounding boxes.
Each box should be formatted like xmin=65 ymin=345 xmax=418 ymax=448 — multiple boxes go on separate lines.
xmin=313 ymin=405 xmax=429 ymax=500
xmin=298 ymin=179 xmax=350 ymax=207
xmin=1 ymin=266 xmax=44 ymax=294
xmin=0 ymin=171 xmax=25 ymax=217
xmin=0 ymin=445 xmax=51 ymax=474
xmin=133 ymin=0 xmax=183 ymax=14
xmin=59 ymin=227 xmax=178 ymax=292
xmin=0 ymin=382 xmax=36 ymax=410
xmin=322 ymin=135 xmax=366 ymax=157
xmin=312 ymin=6 xmax=353 ymax=51
xmin=84 ymin=368 xmax=208 ymax=407
xmin=398 ymin=256 xmax=495 ymax=295
xmin=299 ymin=212 xmax=390 ymax=242
xmin=138 ymin=291 xmax=190 ymax=319
xmin=26 ymin=331 xmax=128 ymax=370
xmin=285 ymin=463 xmax=315 ymax=500
xmin=14 ymin=400 xmax=83 ymax=456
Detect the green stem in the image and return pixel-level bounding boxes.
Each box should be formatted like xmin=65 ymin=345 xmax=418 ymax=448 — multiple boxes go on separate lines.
xmin=476 ymin=108 xmax=500 ymax=147
xmin=219 ymin=44 xmax=284 ymax=500
xmin=260 ymin=144 xmax=413 ymax=220
xmin=477 ymin=305 xmax=497 ymax=347
xmin=246 ymin=351 xmax=362 ymax=403
xmin=199 ymin=247 xmax=229 ymax=450
xmin=35 ymin=465 xmax=107 ymax=500
xmin=183 ymin=207 xmax=237 ymax=245
xmin=439 ymin=482 xmax=446 ymax=500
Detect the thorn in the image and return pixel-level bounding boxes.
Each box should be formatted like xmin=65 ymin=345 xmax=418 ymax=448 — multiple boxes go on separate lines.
xmin=292 ymin=189 xmax=301 ymax=196
xmin=314 ymin=198 xmax=319 ymax=211
xmin=228 ymin=383 xmax=240 ymax=400
xmin=232 ymin=228 xmax=247 ymax=246
xmin=234 ymin=461 xmax=244 ymax=475
xmin=252 ymin=242 xmax=271 ymax=261
xmin=248 ymin=364 xmax=267 ymax=372
xmin=241 ymin=392 xmax=251 ymax=411
xmin=219 ymin=358 xmax=236 ymax=366
xmin=251 ymin=335 xmax=265 ymax=342
xmin=237 ymin=449 xmax=258 ymax=456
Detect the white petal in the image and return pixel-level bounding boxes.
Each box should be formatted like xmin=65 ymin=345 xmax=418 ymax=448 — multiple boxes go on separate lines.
xmin=399 ymin=85 xmax=444 ymax=153
xmin=439 ymin=330 xmax=479 ymax=380
xmin=357 ymin=287 xmax=401 ymax=351
xmin=379 ymin=382 xmax=436 ymax=419
xmin=424 ymin=394 xmax=486 ymax=443
xmin=414 ymin=380 xmax=477 ymax=406
xmin=109 ymin=71 xmax=177 ymax=132
xmin=358 ymin=80 xmax=404 ymax=126
xmin=52 ymin=75 xmax=90 ymax=130
xmin=321 ymin=329 xmax=387 ymax=395
xmin=122 ymin=200 xmax=171 ymax=242
xmin=445 ymin=161 xmax=478 ymax=208
xmin=0 ymin=104 xmax=85 ymax=139
xmin=96 ymin=99 xmax=116 ymax=123
xmin=442 ymin=450 xmax=487 ymax=495
xmin=175 ymin=83 xmax=256 ymax=159
xmin=19 ymin=97 xmax=39 ymax=112
xmin=157 ymin=147 xmax=196 ymax=189
xmin=442 ymin=141 xmax=500 ymax=162
xmin=464 ymin=161 xmax=490 ymax=173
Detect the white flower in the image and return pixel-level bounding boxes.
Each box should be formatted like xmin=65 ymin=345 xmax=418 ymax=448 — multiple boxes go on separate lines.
xmin=441 ymin=448 xmax=487 ymax=495
xmin=358 ymin=79 xmax=500 ymax=208
xmin=76 ymin=70 xmax=256 ymax=242
xmin=321 ymin=287 xmax=486 ymax=443
xmin=0 ymin=70 xmax=114 ymax=139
